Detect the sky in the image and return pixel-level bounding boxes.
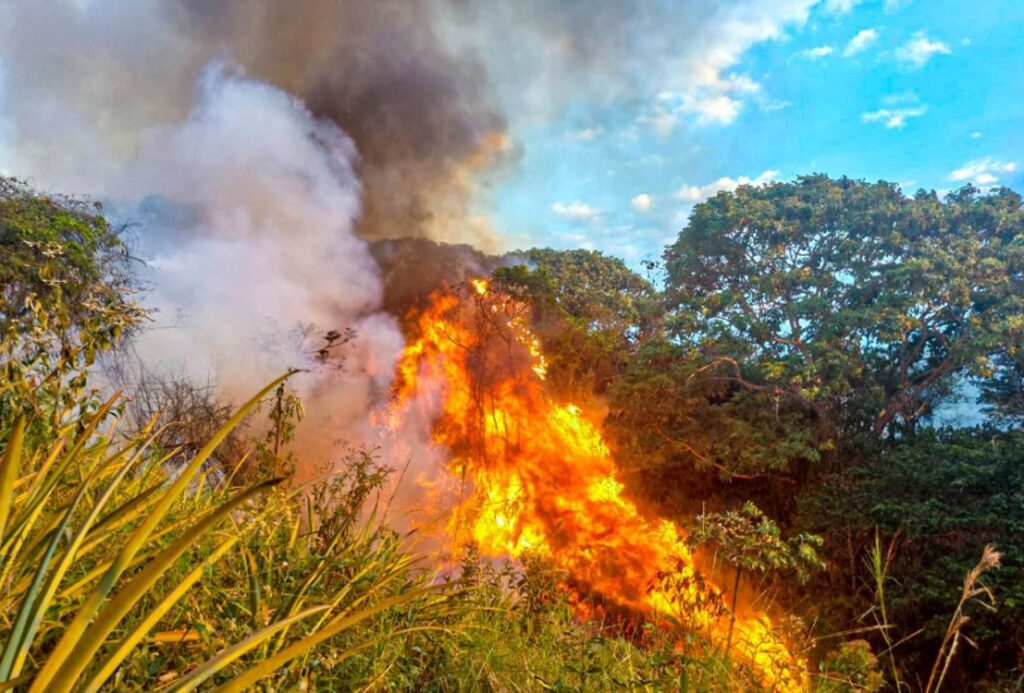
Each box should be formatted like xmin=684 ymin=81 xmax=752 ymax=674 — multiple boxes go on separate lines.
xmin=0 ymin=0 xmax=1022 ymax=270
xmin=0 ymin=0 xmax=1016 ymax=432
xmin=491 ymin=0 xmax=1024 ymax=267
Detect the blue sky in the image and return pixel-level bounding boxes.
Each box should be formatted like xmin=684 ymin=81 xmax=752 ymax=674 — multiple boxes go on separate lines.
xmin=492 ymin=0 xmax=1024 ymax=267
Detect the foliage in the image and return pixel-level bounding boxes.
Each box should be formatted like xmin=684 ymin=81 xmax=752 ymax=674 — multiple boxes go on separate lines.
xmin=0 ymin=176 xmax=145 ymax=436
xmin=414 ymin=549 xmax=753 ymax=692
xmin=814 ymin=640 xmax=885 ymax=693
xmin=663 ymin=176 xmax=1024 ymax=443
xmin=978 ymin=336 xmax=1024 ymax=424
xmin=0 ymin=369 xmax=770 ymax=691
xmin=800 ymin=428 xmax=1024 ymax=688
xmin=607 ymin=337 xmax=822 ymax=503
xmin=689 ymin=502 xmax=824 ymax=667
xmin=494 ymin=248 xmax=662 ymax=398
xmin=690 ymin=502 xmax=825 ymax=583
xmin=0 ymin=370 xmax=462 ymax=690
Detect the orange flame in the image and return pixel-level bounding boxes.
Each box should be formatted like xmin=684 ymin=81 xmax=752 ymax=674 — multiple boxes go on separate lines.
xmin=388 ymin=282 xmax=807 ymax=691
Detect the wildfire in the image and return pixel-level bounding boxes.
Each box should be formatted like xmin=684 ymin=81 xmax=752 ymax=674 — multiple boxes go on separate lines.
xmin=388 ymin=281 xmax=807 ymax=691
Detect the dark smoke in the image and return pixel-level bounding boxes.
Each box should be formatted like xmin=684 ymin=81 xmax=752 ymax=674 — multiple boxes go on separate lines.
xmin=0 ymin=0 xmax=819 ymax=473
xmin=177 ymin=0 xmax=513 ymax=249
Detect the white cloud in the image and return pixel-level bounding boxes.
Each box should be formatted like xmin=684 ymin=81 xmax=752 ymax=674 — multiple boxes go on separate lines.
xmin=970 ymin=131 xmax=982 ymax=139
xmin=823 ymin=0 xmax=863 ymax=14
xmin=624 ymin=2 xmax=817 ymax=133
xmin=844 ymin=28 xmax=879 ymax=57
xmin=642 ymin=91 xmax=745 ymax=132
xmin=631 ymin=193 xmax=653 ymax=212
xmin=883 ymin=0 xmax=911 ymax=11
xmin=568 ymin=126 xmax=602 ymax=141
xmin=948 ymin=158 xmax=1018 ymax=186
xmin=676 ymin=170 xmax=779 ymax=203
xmin=799 ymin=45 xmax=834 ymax=60
xmin=861 ymin=105 xmax=927 ymax=128
xmin=684 ymin=94 xmax=743 ymax=125
xmin=894 ymin=31 xmax=951 ymax=68
xmin=552 ymin=201 xmax=604 ymax=224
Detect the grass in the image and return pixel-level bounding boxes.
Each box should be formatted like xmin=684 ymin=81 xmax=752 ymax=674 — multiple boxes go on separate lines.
xmin=0 ymin=374 xmax=459 ymax=690
xmin=0 ymin=365 xmax=747 ymax=691
xmin=0 ymin=365 xmax=802 ymax=690
xmin=0 ymin=358 xmax=913 ymax=692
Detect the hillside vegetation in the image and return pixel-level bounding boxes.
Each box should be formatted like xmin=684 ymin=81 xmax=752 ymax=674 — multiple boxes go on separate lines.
xmin=2 ymin=175 xmax=1021 ymax=690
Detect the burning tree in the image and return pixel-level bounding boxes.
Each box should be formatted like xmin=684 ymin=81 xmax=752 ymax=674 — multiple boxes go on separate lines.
xmin=387 ymin=279 xmax=811 ymax=690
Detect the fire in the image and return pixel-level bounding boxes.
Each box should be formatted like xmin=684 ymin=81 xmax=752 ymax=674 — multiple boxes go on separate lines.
xmin=388 ymin=282 xmax=807 ymax=691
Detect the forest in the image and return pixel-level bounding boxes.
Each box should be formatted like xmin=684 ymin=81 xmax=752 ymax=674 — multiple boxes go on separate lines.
xmin=2 ymin=173 xmax=1022 ymax=691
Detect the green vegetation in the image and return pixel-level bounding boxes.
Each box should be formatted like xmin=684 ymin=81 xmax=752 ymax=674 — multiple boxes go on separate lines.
xmin=0 ymin=179 xmax=775 ymax=691
xmin=3 ymin=174 xmax=1022 ymax=690
xmin=503 ymin=176 xmax=1023 ymax=690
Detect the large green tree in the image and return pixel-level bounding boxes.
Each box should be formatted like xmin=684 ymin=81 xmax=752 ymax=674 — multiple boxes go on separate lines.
xmin=663 ymin=175 xmax=1024 ymax=444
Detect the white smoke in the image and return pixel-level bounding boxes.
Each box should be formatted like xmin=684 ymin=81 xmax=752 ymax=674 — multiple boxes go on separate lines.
xmin=0 ymin=60 xmax=404 ymax=464
xmin=117 ymin=67 xmax=403 ymax=458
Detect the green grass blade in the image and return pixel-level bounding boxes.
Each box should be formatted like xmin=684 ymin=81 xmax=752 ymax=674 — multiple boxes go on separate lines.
xmin=212 ymin=585 xmax=441 ymax=692
xmin=0 ymin=436 xmax=65 ymax=577
xmin=2 ymin=396 xmax=119 ymax=562
xmin=165 ymin=606 xmax=331 ymax=693
xmin=0 ymin=429 xmax=140 ymax=678
xmin=54 ymin=478 xmax=283 ymax=687
xmin=28 ymin=374 xmax=294 ymax=693
xmin=0 ymin=416 xmax=26 ymax=544
xmin=79 ymin=535 xmax=241 ymax=693
xmin=0 ymin=450 xmax=103 ymax=679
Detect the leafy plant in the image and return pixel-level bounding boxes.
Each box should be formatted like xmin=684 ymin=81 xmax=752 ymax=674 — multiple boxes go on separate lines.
xmin=689 ymin=501 xmax=825 ymax=659
xmin=0 ymin=374 xmax=459 ymax=690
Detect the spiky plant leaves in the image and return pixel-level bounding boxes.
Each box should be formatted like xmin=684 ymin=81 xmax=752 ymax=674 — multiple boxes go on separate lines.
xmin=29 ymin=373 xmax=295 ymax=692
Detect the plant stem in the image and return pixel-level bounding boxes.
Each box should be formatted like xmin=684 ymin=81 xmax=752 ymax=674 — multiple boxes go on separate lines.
xmin=725 ymin=567 xmax=741 ymax=663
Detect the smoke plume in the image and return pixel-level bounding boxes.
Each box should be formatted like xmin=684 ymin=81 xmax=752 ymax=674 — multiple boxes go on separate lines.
xmin=115 ymin=68 xmax=402 ymax=451
xmin=0 ymin=0 xmax=819 ymax=470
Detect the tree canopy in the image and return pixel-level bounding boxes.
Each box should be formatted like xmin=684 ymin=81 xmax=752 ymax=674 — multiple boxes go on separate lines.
xmin=0 ymin=177 xmax=144 ymax=427
xmin=494 ymin=248 xmax=662 ymax=398
xmin=663 ymin=175 xmax=1024 ymax=441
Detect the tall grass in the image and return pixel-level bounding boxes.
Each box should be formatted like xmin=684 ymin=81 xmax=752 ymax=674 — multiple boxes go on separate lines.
xmin=0 ymin=373 xmax=743 ymax=691
xmin=0 ymin=376 xmax=457 ymax=690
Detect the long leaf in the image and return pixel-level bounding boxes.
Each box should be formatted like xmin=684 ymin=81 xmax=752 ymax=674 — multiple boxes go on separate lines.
xmin=2 ymin=395 xmax=119 ymax=563
xmin=166 ymin=606 xmax=331 ymax=693
xmin=213 ymin=585 xmax=441 ymax=692
xmin=79 ymin=535 xmax=241 ymax=693
xmin=0 ymin=416 xmax=25 ymax=544
xmin=0 ymin=436 xmax=65 ymax=579
xmin=28 ymin=374 xmax=295 ymax=693
xmin=55 ymin=478 xmax=283 ymax=687
xmin=0 ymin=429 xmax=137 ymax=679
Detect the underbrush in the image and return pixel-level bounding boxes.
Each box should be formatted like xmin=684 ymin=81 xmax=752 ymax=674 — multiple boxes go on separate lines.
xmin=0 ymin=376 xmax=754 ymax=691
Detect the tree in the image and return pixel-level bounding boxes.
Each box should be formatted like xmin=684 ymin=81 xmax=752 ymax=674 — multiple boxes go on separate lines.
xmin=663 ymin=176 xmax=1024 ymax=443
xmin=608 ymin=337 xmax=821 ymax=482
xmin=978 ymin=337 xmax=1024 ymax=424
xmin=799 ymin=428 xmax=1024 ymax=687
xmin=0 ymin=177 xmax=144 ymax=433
xmin=493 ymin=248 xmax=662 ymax=398
xmin=688 ymin=501 xmax=824 ymax=660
